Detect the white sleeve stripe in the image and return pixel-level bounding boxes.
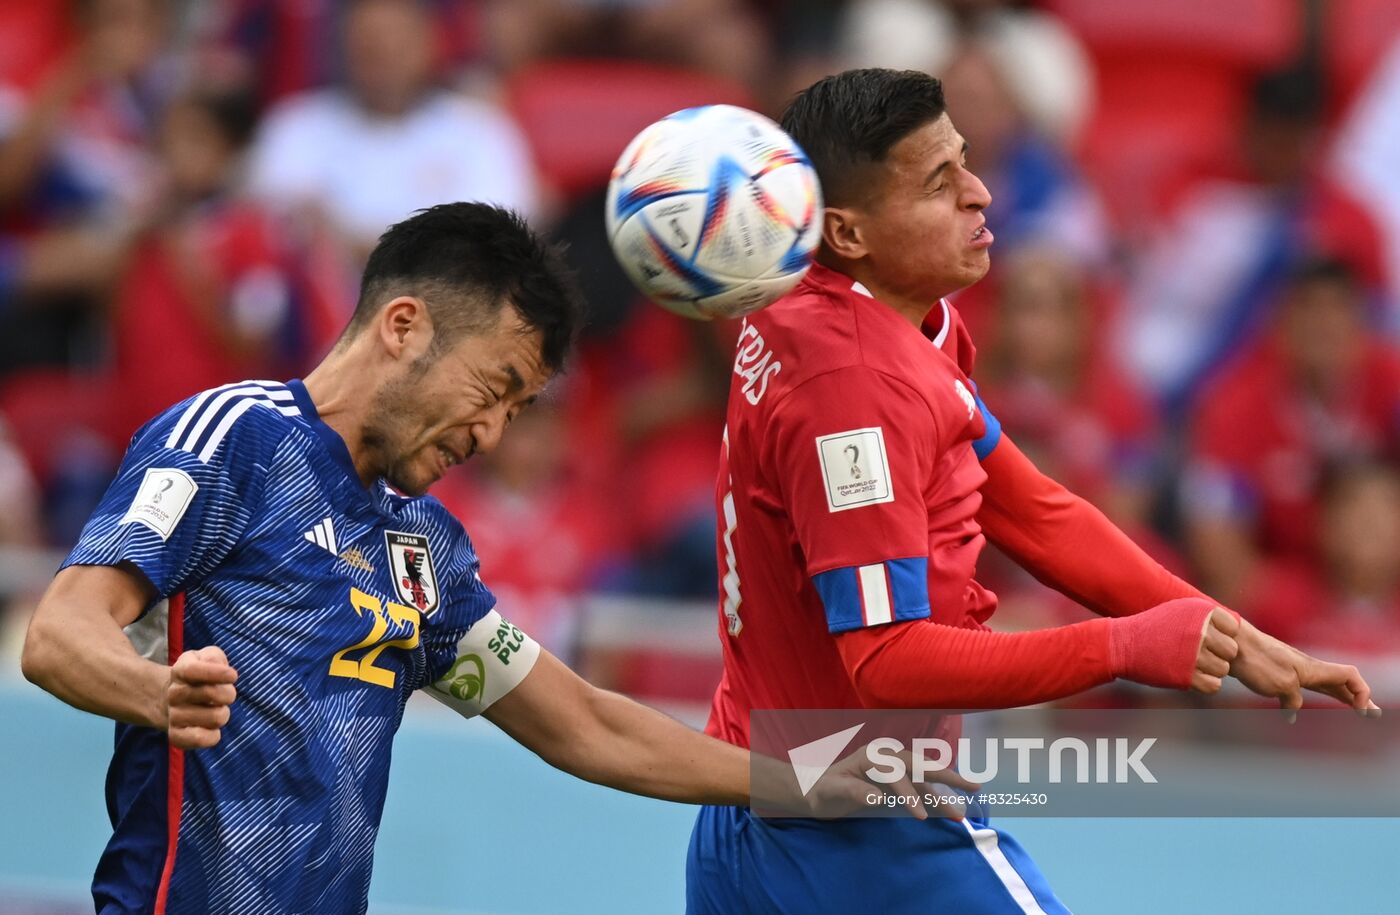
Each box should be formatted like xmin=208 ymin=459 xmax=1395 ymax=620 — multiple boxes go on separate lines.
xmin=164 ymin=380 xmax=290 ymax=449
xmin=195 ymin=397 xmax=259 ymax=462
xmin=180 ymin=386 xmax=277 ymax=453
xmin=166 ymin=382 xmax=296 ymax=452
xmin=857 ymin=563 xmax=893 ymax=626
xmin=165 ymin=385 xmax=222 ymax=448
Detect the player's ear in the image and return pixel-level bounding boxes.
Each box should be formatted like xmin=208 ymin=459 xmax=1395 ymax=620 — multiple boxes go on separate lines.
xmin=378 ymin=297 xmax=433 ymax=361
xmin=821 ymin=206 xmax=867 ymax=262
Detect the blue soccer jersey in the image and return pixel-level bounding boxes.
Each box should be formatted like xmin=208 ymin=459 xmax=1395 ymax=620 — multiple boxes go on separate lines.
xmin=63 ymin=379 xmax=500 ymax=914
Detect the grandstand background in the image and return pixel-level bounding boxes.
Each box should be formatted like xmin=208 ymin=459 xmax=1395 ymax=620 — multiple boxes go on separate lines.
xmin=1 ymin=0 xmax=1398 ymax=911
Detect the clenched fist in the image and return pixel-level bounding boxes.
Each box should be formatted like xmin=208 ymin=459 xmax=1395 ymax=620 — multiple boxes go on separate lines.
xmin=1109 ymin=598 xmax=1240 ymax=693
xmin=166 ymin=646 xmax=238 ymax=750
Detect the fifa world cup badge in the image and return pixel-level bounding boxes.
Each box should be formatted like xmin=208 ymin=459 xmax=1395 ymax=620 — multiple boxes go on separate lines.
xmin=385 ymin=531 xmax=440 ymax=617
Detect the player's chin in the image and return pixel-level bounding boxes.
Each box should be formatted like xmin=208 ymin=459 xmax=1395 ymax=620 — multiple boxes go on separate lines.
xmin=387 ymin=461 xmax=437 ymax=497
xmin=960 ymin=251 xmax=991 ymax=285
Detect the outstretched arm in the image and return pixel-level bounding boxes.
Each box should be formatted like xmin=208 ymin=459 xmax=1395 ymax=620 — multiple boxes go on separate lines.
xmin=483 ymin=649 xmax=750 ymax=806
xmin=837 ymin=598 xmax=1240 ymax=710
xmin=974 ymin=434 xmax=1379 ymax=716
xmin=426 ymin=609 xmax=746 ymax=805
xmin=428 ymin=611 xmax=940 ymax=814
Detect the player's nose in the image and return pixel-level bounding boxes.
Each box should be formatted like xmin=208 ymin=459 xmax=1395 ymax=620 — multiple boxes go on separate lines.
xmin=470 ymin=409 xmax=510 ymax=456
xmin=961 ymin=170 xmax=992 ymax=211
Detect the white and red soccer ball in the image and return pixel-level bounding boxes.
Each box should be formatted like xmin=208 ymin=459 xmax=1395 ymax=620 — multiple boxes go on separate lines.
xmin=605 ymin=104 xmax=823 ymax=321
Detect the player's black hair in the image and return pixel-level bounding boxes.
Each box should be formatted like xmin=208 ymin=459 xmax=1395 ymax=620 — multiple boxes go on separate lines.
xmin=780 ymin=69 xmax=947 ymax=206
xmin=1249 ymin=66 xmax=1324 ymax=124
xmin=1287 ymin=255 xmax=1359 ymax=294
xmin=180 ymin=88 xmax=260 ymax=150
xmin=346 ymin=203 xmax=583 ymax=372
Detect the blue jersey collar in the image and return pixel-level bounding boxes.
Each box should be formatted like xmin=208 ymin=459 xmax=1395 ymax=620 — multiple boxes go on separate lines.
xmin=286 ymin=378 xmax=393 ymax=513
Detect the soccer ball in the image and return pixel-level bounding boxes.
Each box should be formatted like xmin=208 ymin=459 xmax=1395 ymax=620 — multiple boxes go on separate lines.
xmin=605 ymin=104 xmax=823 ymax=321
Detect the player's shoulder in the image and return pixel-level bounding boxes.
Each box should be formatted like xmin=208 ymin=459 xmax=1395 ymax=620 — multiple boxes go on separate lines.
xmin=753 ymin=266 xmax=947 ymax=405
xmin=142 ymin=379 xmax=306 ymax=466
xmin=760 ymin=266 xmax=860 ymax=348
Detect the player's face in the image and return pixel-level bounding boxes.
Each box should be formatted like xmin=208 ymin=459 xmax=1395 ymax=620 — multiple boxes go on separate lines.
xmin=368 ymin=308 xmax=551 ymax=496
xmin=860 ymin=114 xmax=993 ymax=301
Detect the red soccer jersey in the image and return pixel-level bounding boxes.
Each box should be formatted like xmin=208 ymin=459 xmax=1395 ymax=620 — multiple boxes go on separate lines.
xmin=706 ymin=263 xmax=1003 ymax=747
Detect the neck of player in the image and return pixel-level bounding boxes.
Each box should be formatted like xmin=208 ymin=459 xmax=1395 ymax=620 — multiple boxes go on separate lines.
xmin=818 ymin=253 xmax=941 ymax=329
xmin=301 ymin=346 xmax=382 ymax=488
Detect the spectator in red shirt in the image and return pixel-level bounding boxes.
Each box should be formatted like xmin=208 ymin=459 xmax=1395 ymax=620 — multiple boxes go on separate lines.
xmin=432 ymin=404 xmax=621 ymax=656
xmin=1184 ymin=257 xmax=1400 ymax=605
xmin=0 ymin=0 xmax=177 ymax=374
xmin=1115 ymin=68 xmax=1388 ymax=412
xmin=110 ymin=86 xmax=310 ymax=438
xmin=1239 ymin=463 xmax=1400 ymax=656
xmin=976 ymin=246 xmax=1179 ymax=624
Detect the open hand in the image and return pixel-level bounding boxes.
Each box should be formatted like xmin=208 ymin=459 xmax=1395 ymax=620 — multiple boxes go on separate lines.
xmin=1229 ymin=619 xmax=1381 ymax=721
xmin=167 ymin=646 xmax=239 ymax=749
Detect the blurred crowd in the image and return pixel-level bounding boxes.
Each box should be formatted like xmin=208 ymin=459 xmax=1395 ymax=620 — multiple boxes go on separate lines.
xmin=1 ymin=0 xmax=1398 ymax=687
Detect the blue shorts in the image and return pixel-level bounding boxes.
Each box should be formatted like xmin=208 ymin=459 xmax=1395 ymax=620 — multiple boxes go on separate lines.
xmin=686 ymin=805 xmax=1071 ymax=914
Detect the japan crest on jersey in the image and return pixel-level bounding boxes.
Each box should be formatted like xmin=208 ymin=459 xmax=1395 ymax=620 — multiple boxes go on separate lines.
xmin=385 ymin=530 xmax=439 ymax=617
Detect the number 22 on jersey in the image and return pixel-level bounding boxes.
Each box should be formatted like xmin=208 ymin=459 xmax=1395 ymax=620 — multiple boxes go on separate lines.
xmin=330 ymin=587 xmax=421 ymax=688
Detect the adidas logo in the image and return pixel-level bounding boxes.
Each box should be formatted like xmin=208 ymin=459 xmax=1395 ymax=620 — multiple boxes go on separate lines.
xmin=304 ymin=517 xmax=339 ymax=554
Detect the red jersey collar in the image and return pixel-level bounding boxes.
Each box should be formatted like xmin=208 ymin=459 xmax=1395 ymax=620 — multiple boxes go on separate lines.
xmin=800 ymin=262 xmax=952 ymax=346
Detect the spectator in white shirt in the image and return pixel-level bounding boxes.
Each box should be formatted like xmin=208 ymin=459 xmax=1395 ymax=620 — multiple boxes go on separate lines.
xmin=247 ymin=0 xmax=539 ymax=258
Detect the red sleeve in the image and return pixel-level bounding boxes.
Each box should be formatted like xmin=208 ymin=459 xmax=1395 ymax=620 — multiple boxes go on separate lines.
xmin=977 ymin=434 xmax=1209 ymax=617
xmin=769 ymin=366 xmax=937 ymax=633
xmin=837 ymin=616 xmax=1116 ymax=709
xmin=837 ymin=596 xmax=1222 ymax=708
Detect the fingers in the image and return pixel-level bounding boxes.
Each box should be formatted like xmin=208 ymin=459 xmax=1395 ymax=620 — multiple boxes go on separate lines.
xmin=168 ymin=680 xmax=237 ymax=708
xmin=1303 ymin=660 xmax=1384 ymax=718
xmin=1207 ymin=606 xmax=1241 ymax=638
xmin=172 ymin=647 xmax=238 ymax=686
xmin=1192 ymin=611 xmax=1238 ymax=696
xmin=1201 ymin=623 xmax=1240 ymax=665
xmin=886 ymin=772 xmax=928 ymax=820
xmin=1279 ymin=689 xmax=1303 ymax=724
xmin=1196 ymin=648 xmax=1231 ymax=680
xmin=168 ymin=702 xmax=231 ymax=749
xmin=1190 ymin=670 xmax=1224 ymax=695
xmin=1349 ymin=668 xmax=1383 ymax=718
xmin=930 ymin=768 xmax=982 ymax=796
xmin=167 ymin=646 xmax=238 ymax=750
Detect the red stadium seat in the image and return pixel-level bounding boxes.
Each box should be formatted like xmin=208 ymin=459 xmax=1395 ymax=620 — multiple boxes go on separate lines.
xmin=1044 ymin=0 xmax=1300 ymax=64
xmin=1047 ymin=0 xmax=1303 ymax=228
xmin=1077 ymin=58 xmax=1245 ymax=226
xmin=0 ymin=369 xmax=117 ymax=485
xmin=504 ymin=59 xmax=753 ymax=202
xmin=0 ymin=0 xmax=72 ymax=93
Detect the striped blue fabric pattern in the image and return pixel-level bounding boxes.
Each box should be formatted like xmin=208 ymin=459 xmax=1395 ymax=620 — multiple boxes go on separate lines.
xmin=64 ymin=379 xmax=497 ymax=914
